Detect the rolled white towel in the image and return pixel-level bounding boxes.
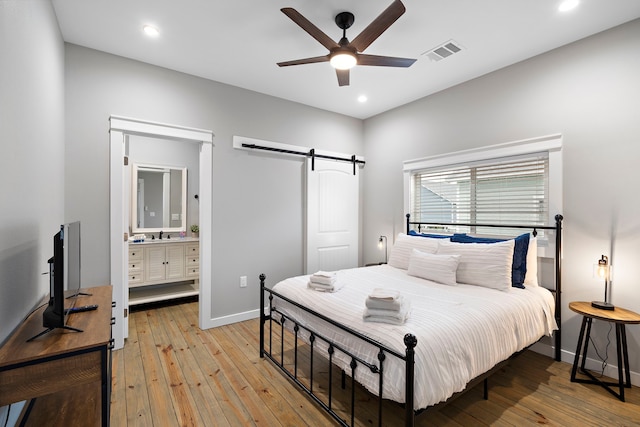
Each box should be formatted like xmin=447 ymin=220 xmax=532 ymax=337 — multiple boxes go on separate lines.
xmin=365 ymin=294 xmax=405 ymax=311
xmin=307 ymin=280 xmax=344 ymax=293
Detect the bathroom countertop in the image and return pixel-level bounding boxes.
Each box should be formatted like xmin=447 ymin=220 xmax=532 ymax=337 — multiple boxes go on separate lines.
xmin=129 ymin=236 xmax=199 ymax=245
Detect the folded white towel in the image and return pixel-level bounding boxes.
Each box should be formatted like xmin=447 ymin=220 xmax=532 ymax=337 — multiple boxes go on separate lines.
xmin=312 ymin=271 xmax=336 ymax=278
xmin=368 ymin=288 xmax=401 ymax=301
xmin=363 ymin=302 xmax=411 ymax=325
xmin=310 ymin=275 xmax=336 ymax=286
xmin=310 ymin=271 xmax=337 ymax=286
xmin=307 ymin=280 xmax=344 ymax=293
xmin=365 ymin=294 xmax=405 ymax=311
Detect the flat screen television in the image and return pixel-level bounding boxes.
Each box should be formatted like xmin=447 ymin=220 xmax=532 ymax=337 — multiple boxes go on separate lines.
xmin=28 ymin=222 xmax=83 ymax=340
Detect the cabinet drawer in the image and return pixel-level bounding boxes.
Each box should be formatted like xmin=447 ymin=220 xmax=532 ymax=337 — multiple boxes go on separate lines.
xmin=186 ymin=256 xmax=199 ymax=267
xmin=129 ymin=248 xmax=143 ymax=260
xmin=186 ymin=244 xmax=199 ymax=255
xmin=186 ymin=267 xmax=199 ymax=277
xmin=128 ymin=273 xmax=143 ymax=284
xmin=129 ymin=261 xmax=143 ymax=272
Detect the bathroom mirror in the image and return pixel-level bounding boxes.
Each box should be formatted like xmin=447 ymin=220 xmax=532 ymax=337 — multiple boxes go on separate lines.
xmin=131 ymin=163 xmax=187 ymax=233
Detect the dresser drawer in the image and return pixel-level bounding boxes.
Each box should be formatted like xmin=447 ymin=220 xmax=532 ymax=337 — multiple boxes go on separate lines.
xmin=129 ymin=261 xmax=143 ymax=272
xmin=186 ymin=266 xmax=199 ymax=277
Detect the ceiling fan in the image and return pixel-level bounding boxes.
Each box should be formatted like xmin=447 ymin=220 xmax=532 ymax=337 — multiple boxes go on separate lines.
xmin=277 ymin=0 xmax=417 ymax=87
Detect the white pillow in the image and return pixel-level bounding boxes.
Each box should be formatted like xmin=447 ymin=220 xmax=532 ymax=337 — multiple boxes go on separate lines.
xmin=407 ymin=249 xmax=460 ymax=286
xmin=524 ymin=235 xmax=539 ymax=287
xmin=388 ymin=233 xmax=440 ymax=270
xmin=436 ymin=239 xmax=515 ymax=291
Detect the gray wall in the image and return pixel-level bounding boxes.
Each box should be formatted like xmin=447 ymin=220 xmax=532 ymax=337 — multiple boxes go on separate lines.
xmin=362 ymin=19 xmax=640 ymax=374
xmin=0 ymin=1 xmax=65 ymax=341
xmin=64 ymin=44 xmax=363 ymax=321
xmin=0 ymin=0 xmax=65 ymax=422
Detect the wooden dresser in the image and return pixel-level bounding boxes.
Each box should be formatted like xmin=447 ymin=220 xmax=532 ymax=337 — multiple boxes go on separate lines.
xmin=0 ymin=286 xmax=113 ymax=426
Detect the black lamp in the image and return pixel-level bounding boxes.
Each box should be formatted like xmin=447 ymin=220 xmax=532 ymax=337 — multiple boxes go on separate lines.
xmin=591 ymin=255 xmax=615 ymax=311
xmin=378 ymin=235 xmax=388 ymax=264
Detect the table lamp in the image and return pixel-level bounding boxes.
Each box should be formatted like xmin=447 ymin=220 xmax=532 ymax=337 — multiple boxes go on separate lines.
xmin=378 ymin=235 xmax=388 ymax=264
xmin=591 ymin=255 xmax=615 ymax=310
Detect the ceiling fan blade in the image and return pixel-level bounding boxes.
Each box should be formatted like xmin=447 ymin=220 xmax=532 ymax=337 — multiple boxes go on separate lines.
xmin=357 ymin=54 xmax=416 ymax=67
xmin=278 ymin=55 xmax=329 ymax=67
xmin=281 ymin=8 xmax=340 ymax=51
xmin=336 ymin=69 xmax=350 ymax=86
xmin=350 ymin=0 xmax=406 ymax=53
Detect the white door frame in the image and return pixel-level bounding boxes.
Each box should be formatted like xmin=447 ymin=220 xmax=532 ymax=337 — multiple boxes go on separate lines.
xmin=109 ymin=116 xmax=213 ymax=350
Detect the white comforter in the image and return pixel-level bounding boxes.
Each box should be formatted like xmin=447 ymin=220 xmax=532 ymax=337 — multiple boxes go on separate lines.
xmin=270 ymin=264 xmax=557 ymax=410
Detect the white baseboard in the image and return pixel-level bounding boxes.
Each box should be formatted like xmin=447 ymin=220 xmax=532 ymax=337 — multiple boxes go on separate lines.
xmin=201 ymin=308 xmax=260 ymax=329
xmin=529 ymin=341 xmax=640 ymax=387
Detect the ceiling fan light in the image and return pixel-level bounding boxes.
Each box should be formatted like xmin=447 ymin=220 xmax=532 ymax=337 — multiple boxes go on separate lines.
xmin=143 ymin=25 xmax=160 ymax=37
xmin=330 ymin=52 xmax=357 ymax=70
xmin=558 ymin=0 xmax=579 ymax=12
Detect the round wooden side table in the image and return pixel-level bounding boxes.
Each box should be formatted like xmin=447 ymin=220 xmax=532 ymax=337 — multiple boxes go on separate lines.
xmin=569 ymin=301 xmax=640 ymax=401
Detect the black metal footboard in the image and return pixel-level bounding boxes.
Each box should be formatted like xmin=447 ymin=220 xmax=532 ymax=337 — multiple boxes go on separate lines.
xmin=259 ymin=274 xmax=417 ymax=427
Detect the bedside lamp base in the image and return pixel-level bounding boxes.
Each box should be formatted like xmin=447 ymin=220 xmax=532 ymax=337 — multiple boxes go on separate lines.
xmin=591 ymin=301 xmax=615 ymax=311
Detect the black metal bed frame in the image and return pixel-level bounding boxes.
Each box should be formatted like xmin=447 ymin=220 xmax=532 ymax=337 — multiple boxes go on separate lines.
xmin=259 ymin=214 xmax=563 ymax=427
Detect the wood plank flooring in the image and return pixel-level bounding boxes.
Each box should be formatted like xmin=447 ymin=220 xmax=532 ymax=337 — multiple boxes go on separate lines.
xmin=111 ymin=301 xmax=640 ymax=426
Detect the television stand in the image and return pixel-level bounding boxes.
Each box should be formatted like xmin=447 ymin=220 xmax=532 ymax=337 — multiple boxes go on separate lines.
xmin=0 ymin=286 xmax=113 ymax=427
xmin=66 ymin=291 xmax=93 ymax=298
xmin=26 ymin=324 xmax=83 ymax=342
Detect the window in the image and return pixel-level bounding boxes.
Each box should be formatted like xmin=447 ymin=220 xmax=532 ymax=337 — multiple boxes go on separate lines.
xmin=411 ymin=154 xmax=548 ymax=235
xmin=403 ymin=135 xmax=562 ymax=237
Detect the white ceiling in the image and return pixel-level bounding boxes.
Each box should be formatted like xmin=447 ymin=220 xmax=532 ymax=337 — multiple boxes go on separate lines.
xmin=51 ymin=0 xmax=640 ymax=119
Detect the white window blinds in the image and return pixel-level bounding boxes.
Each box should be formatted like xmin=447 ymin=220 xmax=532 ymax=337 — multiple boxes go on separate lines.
xmin=411 ymin=154 xmax=549 ymax=235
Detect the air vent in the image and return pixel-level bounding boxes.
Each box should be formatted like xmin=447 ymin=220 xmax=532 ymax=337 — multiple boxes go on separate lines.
xmin=422 ymin=40 xmax=463 ymax=62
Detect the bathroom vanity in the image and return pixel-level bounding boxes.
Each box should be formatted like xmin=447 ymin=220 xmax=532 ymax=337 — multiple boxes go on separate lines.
xmin=128 ymin=238 xmax=199 ymax=306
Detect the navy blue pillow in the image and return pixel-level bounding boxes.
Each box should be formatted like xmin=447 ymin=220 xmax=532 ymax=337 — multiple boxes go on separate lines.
xmin=450 ymin=233 xmax=530 ymax=289
xmin=408 ymin=230 xmax=451 ymax=239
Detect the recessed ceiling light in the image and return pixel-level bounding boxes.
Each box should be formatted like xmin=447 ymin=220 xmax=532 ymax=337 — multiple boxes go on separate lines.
xmin=143 ymin=25 xmax=160 ymax=37
xmin=358 ymin=95 xmax=368 ymax=103
xmin=558 ymin=0 xmax=579 ymax=12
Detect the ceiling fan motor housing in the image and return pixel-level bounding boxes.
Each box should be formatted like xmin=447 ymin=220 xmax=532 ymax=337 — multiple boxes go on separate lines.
xmin=335 ymin=11 xmax=355 ymax=30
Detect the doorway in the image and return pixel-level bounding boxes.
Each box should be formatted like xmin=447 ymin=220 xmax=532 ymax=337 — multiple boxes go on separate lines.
xmin=109 ymin=116 xmax=213 ymax=349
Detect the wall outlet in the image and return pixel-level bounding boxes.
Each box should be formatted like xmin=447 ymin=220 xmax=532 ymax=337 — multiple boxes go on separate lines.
xmin=240 ymin=276 xmax=247 ymax=288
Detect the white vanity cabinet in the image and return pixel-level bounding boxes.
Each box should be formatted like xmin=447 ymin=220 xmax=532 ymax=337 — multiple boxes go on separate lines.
xmin=145 ymin=244 xmax=185 ymax=282
xmin=128 ymin=239 xmax=199 ymax=306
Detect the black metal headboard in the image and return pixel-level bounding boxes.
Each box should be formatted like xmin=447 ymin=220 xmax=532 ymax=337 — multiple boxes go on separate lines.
xmin=405 ymin=213 xmax=564 ymax=361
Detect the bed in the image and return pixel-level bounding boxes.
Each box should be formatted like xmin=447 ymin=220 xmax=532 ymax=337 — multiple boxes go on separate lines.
xmin=259 ymin=214 xmax=563 ymax=427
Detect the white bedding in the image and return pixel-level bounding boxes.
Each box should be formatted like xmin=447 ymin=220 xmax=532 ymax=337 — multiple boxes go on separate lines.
xmin=270 ymin=264 xmax=557 ymax=410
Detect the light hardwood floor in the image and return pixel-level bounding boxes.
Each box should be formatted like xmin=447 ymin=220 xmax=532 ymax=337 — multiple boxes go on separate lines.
xmin=111 ymin=301 xmax=640 ymax=426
